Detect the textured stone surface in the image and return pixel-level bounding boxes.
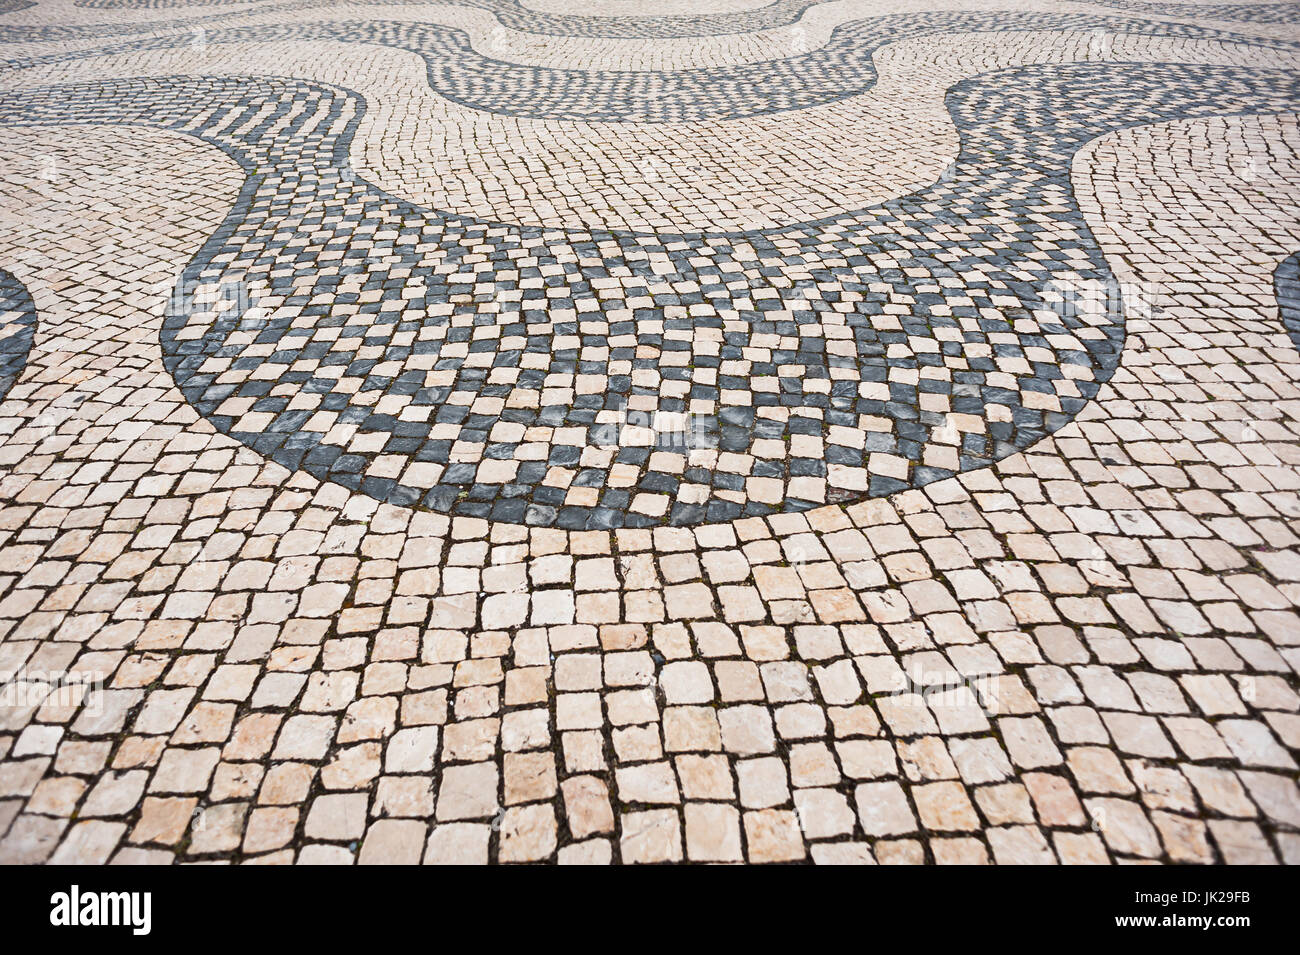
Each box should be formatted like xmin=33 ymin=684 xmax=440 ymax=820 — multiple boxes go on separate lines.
xmin=0 ymin=0 xmax=1298 ymax=865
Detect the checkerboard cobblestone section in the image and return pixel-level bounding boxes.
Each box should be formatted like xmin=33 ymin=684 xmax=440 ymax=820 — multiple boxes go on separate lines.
xmin=0 ymin=0 xmax=1298 ymax=864
xmin=0 ymin=269 xmax=36 ymax=402
xmin=1278 ymin=250 xmax=1300 ymax=351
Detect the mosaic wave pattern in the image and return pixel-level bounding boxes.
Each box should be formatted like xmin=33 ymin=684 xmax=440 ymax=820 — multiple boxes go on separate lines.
xmin=55 ymin=0 xmax=1300 ymax=33
xmin=0 ymin=0 xmax=1299 ymax=867
xmin=3 ymin=11 xmax=1299 ymax=116
xmin=7 ymin=0 xmax=1300 ymax=48
xmin=10 ymin=0 xmax=833 ymax=40
xmin=5 ymin=59 xmax=1297 ymax=528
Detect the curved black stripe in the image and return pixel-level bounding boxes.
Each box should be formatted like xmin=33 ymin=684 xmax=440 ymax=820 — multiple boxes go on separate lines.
xmin=0 ymin=268 xmax=37 ymax=402
xmin=1 ymin=63 xmax=1295 ymax=527
xmin=2 ymin=12 xmax=1297 ymax=124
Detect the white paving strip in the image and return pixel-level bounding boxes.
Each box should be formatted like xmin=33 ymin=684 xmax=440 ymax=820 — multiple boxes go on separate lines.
xmin=4 ymin=0 xmax=1300 ymax=71
xmin=1063 ymin=110 xmax=1300 ymax=452
xmin=1075 ymin=111 xmax=1300 ymax=332
xmin=0 ymin=125 xmax=244 ymax=383
xmin=518 ymin=0 xmax=780 ymax=14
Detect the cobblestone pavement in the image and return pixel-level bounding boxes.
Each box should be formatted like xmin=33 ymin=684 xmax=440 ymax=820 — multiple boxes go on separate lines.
xmin=0 ymin=0 xmax=1298 ymax=866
